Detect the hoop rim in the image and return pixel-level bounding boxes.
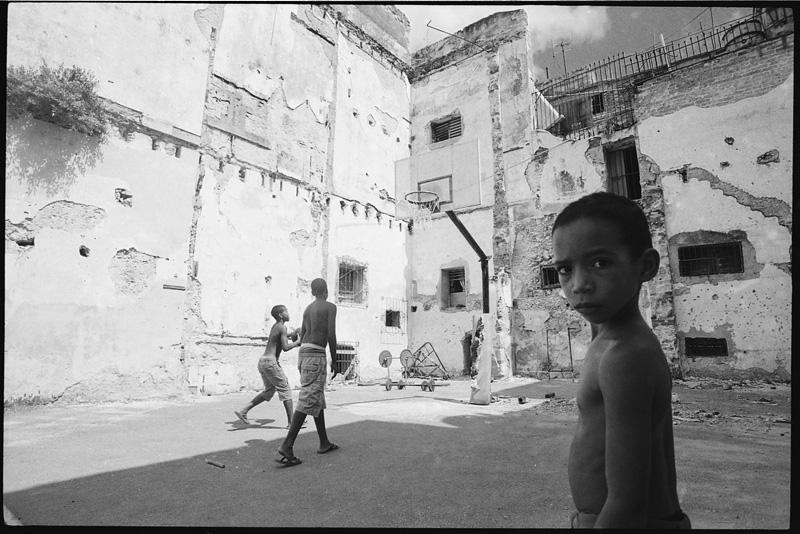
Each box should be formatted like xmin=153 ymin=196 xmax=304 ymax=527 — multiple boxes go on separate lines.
xmin=404 ymin=190 xmax=439 ymax=205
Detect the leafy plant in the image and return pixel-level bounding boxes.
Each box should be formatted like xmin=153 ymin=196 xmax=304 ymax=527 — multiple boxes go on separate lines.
xmin=6 ymin=63 xmax=109 ymax=140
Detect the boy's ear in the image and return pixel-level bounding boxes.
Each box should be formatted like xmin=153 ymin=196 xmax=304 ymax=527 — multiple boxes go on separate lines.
xmin=638 ymin=248 xmax=661 ymax=282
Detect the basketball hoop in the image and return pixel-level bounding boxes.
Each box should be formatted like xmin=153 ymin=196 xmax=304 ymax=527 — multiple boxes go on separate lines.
xmin=403 ymin=191 xmax=439 ymax=230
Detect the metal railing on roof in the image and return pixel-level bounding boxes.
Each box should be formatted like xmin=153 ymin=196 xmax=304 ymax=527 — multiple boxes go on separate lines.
xmin=533 ymin=10 xmax=792 ymax=140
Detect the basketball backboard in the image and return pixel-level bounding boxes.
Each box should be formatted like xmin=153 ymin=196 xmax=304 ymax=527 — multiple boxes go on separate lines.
xmin=394 ymin=139 xmax=481 ymax=221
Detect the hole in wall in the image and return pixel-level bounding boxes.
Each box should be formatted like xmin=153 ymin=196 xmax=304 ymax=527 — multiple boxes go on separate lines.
xmin=15 ymin=238 xmax=35 ymax=247
xmin=79 ymin=245 xmax=90 ymax=257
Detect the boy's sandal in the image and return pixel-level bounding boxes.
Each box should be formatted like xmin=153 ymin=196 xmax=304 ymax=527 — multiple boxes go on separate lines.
xmin=275 ymin=455 xmax=302 ymax=467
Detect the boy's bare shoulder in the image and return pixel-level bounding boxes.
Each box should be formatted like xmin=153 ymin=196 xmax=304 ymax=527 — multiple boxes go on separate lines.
xmin=597 ymin=328 xmax=664 ymax=384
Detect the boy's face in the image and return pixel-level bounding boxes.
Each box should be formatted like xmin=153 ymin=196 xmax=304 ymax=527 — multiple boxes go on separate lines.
xmin=279 ymin=307 xmax=289 ymax=321
xmin=552 ymin=218 xmax=646 ymax=325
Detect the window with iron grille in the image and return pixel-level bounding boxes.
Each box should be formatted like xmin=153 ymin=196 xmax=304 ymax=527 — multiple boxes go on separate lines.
xmin=591 ymin=93 xmax=605 ymax=114
xmin=443 ymin=267 xmax=466 ymax=308
xmin=678 ymin=242 xmax=744 ymax=277
xmin=541 ymin=265 xmax=560 ymax=289
xmin=685 ymin=337 xmax=728 ymax=357
xmin=432 ymin=115 xmax=462 ymax=142
xmin=337 ymin=261 xmax=366 ymax=304
xmin=605 ymin=145 xmax=641 ymax=200
xmin=335 ymin=342 xmax=359 ymax=379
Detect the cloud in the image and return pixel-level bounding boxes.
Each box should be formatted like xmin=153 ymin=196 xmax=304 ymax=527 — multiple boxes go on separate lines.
xmin=399 ymin=4 xmax=611 ymax=53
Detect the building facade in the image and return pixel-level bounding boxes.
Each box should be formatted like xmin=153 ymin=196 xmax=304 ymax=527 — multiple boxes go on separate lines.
xmin=4 ymin=5 xmax=792 ymax=405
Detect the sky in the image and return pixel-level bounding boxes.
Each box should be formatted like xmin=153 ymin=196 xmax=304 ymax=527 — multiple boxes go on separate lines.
xmin=396 ymin=2 xmax=752 ymax=81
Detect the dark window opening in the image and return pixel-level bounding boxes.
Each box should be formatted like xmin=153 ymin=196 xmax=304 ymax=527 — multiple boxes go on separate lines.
xmin=678 ymin=242 xmax=744 ymax=277
xmin=432 ymin=116 xmax=462 ymax=142
xmin=685 ymin=337 xmax=728 ymax=357
xmin=385 ymin=310 xmax=401 ymax=328
xmin=541 ymin=265 xmax=560 ymax=289
xmin=335 ymin=342 xmax=359 ymax=379
xmin=606 ymin=145 xmax=641 ymax=200
xmin=443 ymin=267 xmax=466 ymax=308
xmin=591 ymin=93 xmax=605 ymax=114
xmin=338 ymin=261 xmax=366 ymax=304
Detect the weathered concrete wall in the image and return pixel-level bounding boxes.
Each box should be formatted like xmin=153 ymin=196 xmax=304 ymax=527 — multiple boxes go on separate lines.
xmin=6 ymin=3 xmax=210 ymax=135
xmin=183 ymin=3 xmax=412 ymax=393
xmin=636 ymin=35 xmax=793 ymax=380
xmin=5 ymin=119 xmax=197 ymax=405
xmin=407 ymin=10 xmax=531 ymax=378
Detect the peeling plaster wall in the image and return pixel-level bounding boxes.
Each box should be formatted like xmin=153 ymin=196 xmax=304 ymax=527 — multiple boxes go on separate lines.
xmin=406 ymin=210 xmax=495 ymax=376
xmin=331 ymin=31 xmax=411 ymax=213
xmin=326 ymin=202 xmax=408 ymax=381
xmin=636 ymin=35 xmax=792 ymax=380
xmin=7 ymin=3 xmax=210 ymax=135
xmin=183 ymin=4 xmax=413 ymax=394
xmin=407 ymin=10 xmax=531 ymax=378
xmin=5 ymin=120 xmax=197 ymax=405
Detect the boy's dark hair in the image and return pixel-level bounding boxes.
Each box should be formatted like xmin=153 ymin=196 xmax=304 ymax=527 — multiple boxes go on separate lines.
xmin=271 ymin=305 xmax=286 ymax=322
xmin=311 ymin=278 xmax=327 ymax=296
xmin=552 ymin=192 xmax=653 ymax=256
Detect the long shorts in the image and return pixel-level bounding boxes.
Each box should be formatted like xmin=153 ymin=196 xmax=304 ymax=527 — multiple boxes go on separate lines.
xmin=570 ymin=510 xmax=691 ymax=529
xmin=257 ymin=356 xmax=292 ymax=403
xmin=296 ymin=347 xmax=327 ymax=418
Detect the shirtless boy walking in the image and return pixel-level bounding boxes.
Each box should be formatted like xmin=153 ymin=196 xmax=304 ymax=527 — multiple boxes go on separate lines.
xmin=551 ymin=192 xmax=690 ymax=529
xmin=234 ymin=304 xmax=301 ymax=428
xmin=276 ymin=278 xmax=339 ymax=467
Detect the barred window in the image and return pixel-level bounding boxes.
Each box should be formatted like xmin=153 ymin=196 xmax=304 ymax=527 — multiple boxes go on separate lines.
xmin=606 ymin=145 xmax=641 ymax=200
xmin=338 ymin=261 xmax=366 ymax=304
xmin=443 ymin=267 xmax=466 ymax=308
xmin=541 ymin=265 xmax=560 ymax=289
xmin=685 ymin=337 xmax=728 ymax=357
xmin=678 ymin=242 xmax=743 ymax=277
xmin=591 ymin=93 xmax=605 ymax=114
xmin=432 ymin=115 xmax=462 ymax=142
xmin=335 ymin=341 xmax=359 ymax=379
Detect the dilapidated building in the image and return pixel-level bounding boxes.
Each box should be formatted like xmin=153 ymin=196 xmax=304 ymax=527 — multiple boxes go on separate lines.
xmin=4 ymin=4 xmax=792 ymax=406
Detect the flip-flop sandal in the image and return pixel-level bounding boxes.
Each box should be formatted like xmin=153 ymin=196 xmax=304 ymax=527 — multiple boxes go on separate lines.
xmin=234 ymin=411 xmax=252 ymax=425
xmin=286 ymin=421 xmax=309 ymax=429
xmin=274 ymin=455 xmax=302 ymax=467
xmin=317 ymin=443 xmax=340 ymax=454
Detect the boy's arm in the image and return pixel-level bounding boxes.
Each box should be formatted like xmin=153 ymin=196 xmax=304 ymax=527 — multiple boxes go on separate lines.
xmin=595 ymin=347 xmax=654 ymax=528
xmin=327 ymin=304 xmax=338 ymax=375
xmin=278 ymin=323 xmax=300 ymax=351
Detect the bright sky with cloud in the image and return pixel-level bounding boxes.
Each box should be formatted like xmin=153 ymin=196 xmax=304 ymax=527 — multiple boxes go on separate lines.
xmin=397 ymin=3 xmax=750 ymax=81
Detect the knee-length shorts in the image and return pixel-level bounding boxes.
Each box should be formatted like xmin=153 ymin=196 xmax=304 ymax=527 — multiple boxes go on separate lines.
xmin=257 ymin=356 xmax=292 ymax=403
xmin=296 ymin=347 xmax=327 ymax=418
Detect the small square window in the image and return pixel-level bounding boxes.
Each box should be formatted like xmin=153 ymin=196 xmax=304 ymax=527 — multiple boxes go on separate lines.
xmin=678 ymin=242 xmax=744 ymax=277
xmin=335 ymin=342 xmax=359 ymax=379
xmin=443 ymin=267 xmax=466 ymax=308
xmin=685 ymin=337 xmax=728 ymax=357
xmin=338 ymin=261 xmax=366 ymax=304
xmin=432 ymin=116 xmax=462 ymax=143
xmin=541 ymin=265 xmax=560 ymax=289
xmin=385 ymin=310 xmax=401 ymax=328
xmin=605 ymin=145 xmax=641 ymax=200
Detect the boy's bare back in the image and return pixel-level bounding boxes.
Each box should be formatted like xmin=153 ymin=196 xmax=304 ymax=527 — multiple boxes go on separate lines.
xmin=568 ymin=320 xmax=681 ymax=527
xmin=300 ymin=298 xmax=337 ymax=349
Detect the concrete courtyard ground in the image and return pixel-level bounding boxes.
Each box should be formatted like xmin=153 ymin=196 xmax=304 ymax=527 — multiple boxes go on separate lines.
xmin=3 ymin=376 xmax=791 ymax=528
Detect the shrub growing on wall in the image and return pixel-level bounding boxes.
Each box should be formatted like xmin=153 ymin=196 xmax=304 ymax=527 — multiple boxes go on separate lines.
xmin=6 ymin=63 xmax=109 ymax=141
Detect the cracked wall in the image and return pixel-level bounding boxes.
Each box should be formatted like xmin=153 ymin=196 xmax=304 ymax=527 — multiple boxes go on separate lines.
xmin=183 ymin=3 xmax=412 ymax=391
xmin=5 ymin=117 xmax=197 ymax=405
xmin=636 ymin=35 xmax=793 ymax=380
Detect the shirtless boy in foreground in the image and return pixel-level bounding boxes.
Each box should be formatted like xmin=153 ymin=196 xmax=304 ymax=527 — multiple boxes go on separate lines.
xmin=275 ymin=278 xmax=339 ymax=467
xmin=552 ymin=192 xmax=690 ymax=529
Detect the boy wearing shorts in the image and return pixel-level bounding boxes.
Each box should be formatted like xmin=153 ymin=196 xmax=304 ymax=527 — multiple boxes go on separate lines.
xmin=276 ymin=278 xmax=339 ymax=467
xmin=552 ymin=192 xmax=690 ymax=528
xmin=234 ymin=305 xmax=301 ymax=428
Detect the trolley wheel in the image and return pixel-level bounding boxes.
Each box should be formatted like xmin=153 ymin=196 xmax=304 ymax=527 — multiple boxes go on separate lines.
xmin=421 ymin=382 xmax=428 ymax=392
xmin=428 ymin=379 xmax=436 ymax=392
xmin=398 ymin=379 xmax=406 ymax=390
xmin=384 ymin=378 xmax=392 ymax=391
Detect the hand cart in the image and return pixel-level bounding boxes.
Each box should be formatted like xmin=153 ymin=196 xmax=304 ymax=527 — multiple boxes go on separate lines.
xmin=378 ymin=350 xmax=450 ymax=391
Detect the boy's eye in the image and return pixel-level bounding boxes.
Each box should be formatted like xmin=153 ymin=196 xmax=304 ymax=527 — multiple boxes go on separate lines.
xmin=592 ymin=259 xmax=611 ymax=268
xmin=556 ymin=266 xmax=571 ymax=275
